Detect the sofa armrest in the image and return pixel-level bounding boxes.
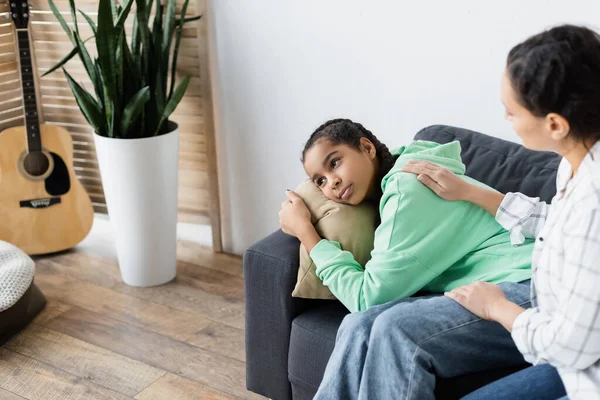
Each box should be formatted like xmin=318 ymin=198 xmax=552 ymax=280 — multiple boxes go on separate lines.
xmin=244 ymin=229 xmax=331 ymax=400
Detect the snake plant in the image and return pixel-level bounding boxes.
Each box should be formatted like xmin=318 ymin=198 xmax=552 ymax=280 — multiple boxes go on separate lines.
xmin=44 ymin=0 xmax=201 ymax=138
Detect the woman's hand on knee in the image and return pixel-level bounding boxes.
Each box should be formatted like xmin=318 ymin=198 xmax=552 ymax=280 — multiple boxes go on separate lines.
xmin=444 ymin=281 xmax=507 ymax=321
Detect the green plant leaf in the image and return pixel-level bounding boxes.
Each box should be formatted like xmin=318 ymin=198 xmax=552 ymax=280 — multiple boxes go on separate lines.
xmin=154 ymin=1 xmax=169 ymax=113
xmin=155 ymin=63 xmax=165 ymax=119
xmin=152 ymin=1 xmax=163 ymax=62
xmin=73 ymin=31 xmax=101 ymax=99
xmin=122 ymin=32 xmax=141 ymax=90
xmin=132 ymin=14 xmax=140 ymax=60
xmin=115 ymin=33 xmax=125 ymax=136
xmin=68 ymin=0 xmax=78 ymax=36
xmin=175 ymin=15 xmax=202 ymax=26
xmin=97 ymin=64 xmax=114 ymax=137
xmin=170 ymin=0 xmax=191 ymax=100
xmin=163 ymin=0 xmax=177 ymax=62
xmin=96 ymin=0 xmax=117 ymax=130
xmin=135 ymin=0 xmax=153 ymax=83
xmin=110 ymin=0 xmax=118 ymax=22
xmin=94 ymin=58 xmax=105 ymax=106
xmin=115 ymin=0 xmax=135 ymax=33
xmin=63 ymin=68 xmax=105 ymax=135
xmin=154 ymin=75 xmax=190 ymax=136
xmin=78 ymin=9 xmax=97 ymax=35
xmin=48 ymin=0 xmax=74 ymax=43
xmin=121 ymin=86 xmax=150 ymax=137
xmin=41 ymin=35 xmax=93 ymax=77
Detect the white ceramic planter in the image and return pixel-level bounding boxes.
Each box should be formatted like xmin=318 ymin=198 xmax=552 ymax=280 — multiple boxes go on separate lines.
xmin=93 ymin=122 xmax=179 ymax=287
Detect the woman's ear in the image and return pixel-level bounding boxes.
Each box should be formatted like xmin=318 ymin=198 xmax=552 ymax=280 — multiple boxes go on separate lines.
xmin=360 ymin=137 xmax=377 ymax=160
xmin=546 ymin=113 xmax=570 ymax=141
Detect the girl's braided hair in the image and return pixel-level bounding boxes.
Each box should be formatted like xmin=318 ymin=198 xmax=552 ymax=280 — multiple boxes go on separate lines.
xmin=301 ymin=118 xmax=397 ymax=202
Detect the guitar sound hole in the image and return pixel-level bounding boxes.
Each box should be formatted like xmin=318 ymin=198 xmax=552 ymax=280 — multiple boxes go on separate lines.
xmin=23 ymin=151 xmax=50 ymax=176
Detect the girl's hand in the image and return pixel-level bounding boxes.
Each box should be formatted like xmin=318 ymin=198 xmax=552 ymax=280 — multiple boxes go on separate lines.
xmin=279 ymin=190 xmax=312 ymax=238
xmin=445 ymin=281 xmax=507 ymax=321
xmin=402 ymin=160 xmax=471 ymax=202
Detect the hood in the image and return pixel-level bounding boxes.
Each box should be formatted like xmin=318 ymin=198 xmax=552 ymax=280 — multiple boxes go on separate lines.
xmin=382 ymin=140 xmax=466 ymax=187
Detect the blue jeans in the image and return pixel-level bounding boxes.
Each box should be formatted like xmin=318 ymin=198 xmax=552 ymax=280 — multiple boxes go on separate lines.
xmin=461 ymin=364 xmax=566 ymax=399
xmin=313 ymin=280 xmax=532 ymax=400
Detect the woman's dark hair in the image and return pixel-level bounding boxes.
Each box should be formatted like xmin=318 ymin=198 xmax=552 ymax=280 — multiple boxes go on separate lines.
xmin=301 ymin=118 xmax=397 ymax=202
xmin=507 ymin=24 xmax=600 ymax=143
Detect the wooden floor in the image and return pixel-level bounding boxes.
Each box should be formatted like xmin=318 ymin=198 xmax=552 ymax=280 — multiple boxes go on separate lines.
xmin=0 ymin=219 xmax=266 ymax=400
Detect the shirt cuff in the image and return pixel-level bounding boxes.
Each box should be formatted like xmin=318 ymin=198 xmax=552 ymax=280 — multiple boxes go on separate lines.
xmin=495 ymin=193 xmax=536 ymax=246
xmin=511 ymin=307 xmax=537 ymax=363
xmin=309 ymin=239 xmax=342 ymax=266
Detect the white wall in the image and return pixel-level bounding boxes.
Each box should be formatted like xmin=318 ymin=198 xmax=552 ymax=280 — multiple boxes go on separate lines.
xmin=207 ymin=0 xmax=600 ymax=255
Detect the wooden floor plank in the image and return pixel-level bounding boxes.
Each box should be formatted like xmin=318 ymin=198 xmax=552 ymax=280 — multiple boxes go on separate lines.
xmin=34 ymin=273 xmax=213 ymax=341
xmin=34 ymin=254 xmax=123 ymax=289
xmin=0 ymin=217 xmax=265 ymax=399
xmin=177 ymin=241 xmax=243 ymax=277
xmin=46 ymin=307 xmax=261 ymax=399
xmin=30 ymin=298 xmax=72 ymax=326
xmin=0 ymin=348 xmax=133 ymax=400
xmin=4 ymin=324 xmax=166 ymax=397
xmin=187 ymin=323 xmax=246 ymax=362
xmin=112 ymin=273 xmax=245 ymax=330
xmin=0 ymin=387 xmax=27 ymax=399
xmin=174 ymin=259 xmax=245 ymax=295
xmin=134 ymin=373 xmax=238 ymax=400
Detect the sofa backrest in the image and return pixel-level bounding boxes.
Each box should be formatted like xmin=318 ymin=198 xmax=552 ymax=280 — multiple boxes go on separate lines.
xmin=414 ymin=125 xmax=561 ymax=203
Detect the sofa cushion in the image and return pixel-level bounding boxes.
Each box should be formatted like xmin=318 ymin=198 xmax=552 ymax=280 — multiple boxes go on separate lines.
xmin=289 ymin=302 xmax=348 ymax=391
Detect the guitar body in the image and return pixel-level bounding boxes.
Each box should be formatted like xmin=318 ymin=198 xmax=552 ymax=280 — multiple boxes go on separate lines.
xmin=0 ymin=124 xmax=94 ymax=255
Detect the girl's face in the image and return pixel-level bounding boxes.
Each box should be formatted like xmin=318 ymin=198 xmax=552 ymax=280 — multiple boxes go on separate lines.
xmin=303 ymin=138 xmax=378 ymax=205
xmin=501 ymin=70 xmax=569 ymax=152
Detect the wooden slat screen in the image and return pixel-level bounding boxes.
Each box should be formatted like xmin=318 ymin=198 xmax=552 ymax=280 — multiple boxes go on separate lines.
xmin=0 ymin=0 xmax=212 ymax=225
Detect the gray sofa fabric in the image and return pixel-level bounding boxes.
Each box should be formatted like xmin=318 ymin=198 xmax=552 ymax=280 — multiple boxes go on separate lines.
xmin=244 ymin=125 xmax=561 ymax=400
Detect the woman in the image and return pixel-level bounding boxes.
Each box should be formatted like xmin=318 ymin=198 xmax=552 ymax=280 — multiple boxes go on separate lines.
xmin=278 ymin=26 xmax=600 ymax=400
xmin=403 ymin=24 xmax=600 ymax=400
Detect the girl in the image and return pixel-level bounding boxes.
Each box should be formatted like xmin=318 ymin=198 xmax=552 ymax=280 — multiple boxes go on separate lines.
xmin=282 ymin=119 xmax=534 ymax=313
xmin=403 ymin=24 xmax=600 ymax=399
xmin=279 ymin=119 xmax=563 ymax=399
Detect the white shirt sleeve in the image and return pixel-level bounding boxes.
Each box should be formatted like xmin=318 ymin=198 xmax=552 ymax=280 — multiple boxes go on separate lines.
xmin=495 ymin=192 xmax=550 ymax=246
xmin=511 ymin=207 xmax=600 ymax=370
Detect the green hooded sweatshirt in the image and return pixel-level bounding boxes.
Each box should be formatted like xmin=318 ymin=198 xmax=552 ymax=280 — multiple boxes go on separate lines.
xmin=310 ymin=140 xmax=533 ymax=312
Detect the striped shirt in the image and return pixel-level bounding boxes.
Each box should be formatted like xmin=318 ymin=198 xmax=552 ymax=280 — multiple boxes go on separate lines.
xmin=496 ymin=141 xmax=600 ymax=399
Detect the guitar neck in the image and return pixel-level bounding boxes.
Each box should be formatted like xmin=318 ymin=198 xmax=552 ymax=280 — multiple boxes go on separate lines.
xmin=16 ymin=29 xmax=41 ymax=153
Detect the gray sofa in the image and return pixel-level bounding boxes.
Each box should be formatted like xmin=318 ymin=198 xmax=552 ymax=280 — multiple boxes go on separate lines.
xmin=244 ymin=125 xmax=561 ymax=399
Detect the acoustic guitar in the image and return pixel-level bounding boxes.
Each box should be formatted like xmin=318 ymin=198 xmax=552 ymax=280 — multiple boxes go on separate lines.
xmin=0 ymin=1 xmax=94 ymax=255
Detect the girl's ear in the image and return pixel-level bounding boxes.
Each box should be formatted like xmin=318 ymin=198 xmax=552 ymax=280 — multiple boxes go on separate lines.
xmin=360 ymin=137 xmax=377 ymax=160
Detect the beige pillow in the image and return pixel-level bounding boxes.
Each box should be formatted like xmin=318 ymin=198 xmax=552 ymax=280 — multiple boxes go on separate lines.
xmin=291 ymin=180 xmax=378 ymax=299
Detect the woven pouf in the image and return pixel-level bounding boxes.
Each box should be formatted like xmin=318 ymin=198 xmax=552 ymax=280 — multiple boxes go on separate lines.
xmin=0 ymin=240 xmax=46 ymax=344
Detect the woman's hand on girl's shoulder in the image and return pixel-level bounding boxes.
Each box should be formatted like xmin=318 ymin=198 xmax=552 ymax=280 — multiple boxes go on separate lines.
xmin=279 ymin=190 xmax=312 ymax=238
xmin=402 ymin=160 xmax=470 ymax=202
